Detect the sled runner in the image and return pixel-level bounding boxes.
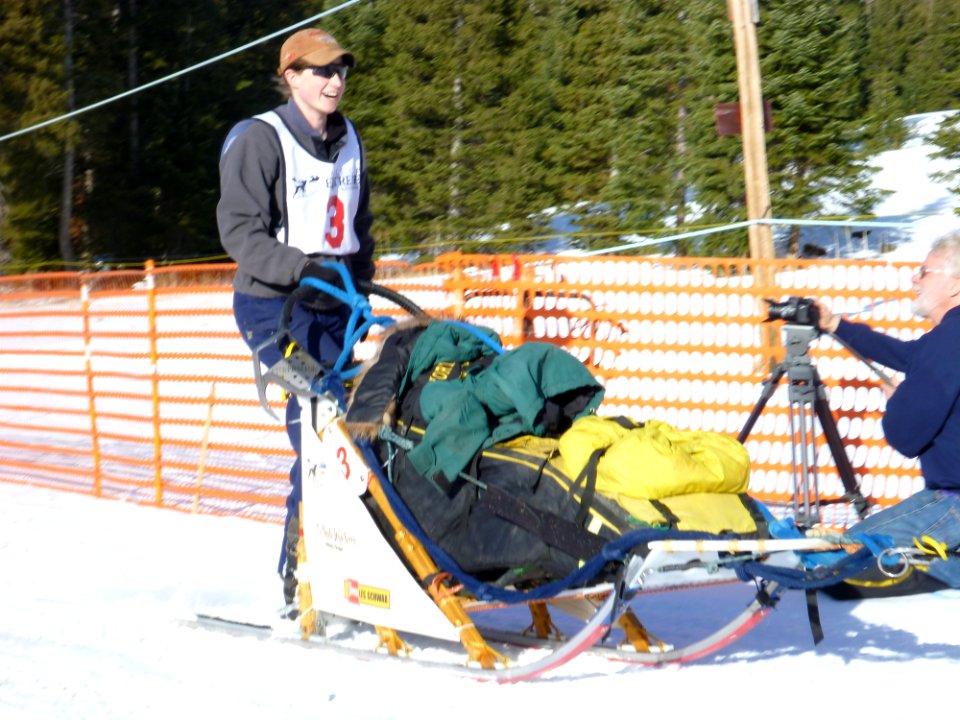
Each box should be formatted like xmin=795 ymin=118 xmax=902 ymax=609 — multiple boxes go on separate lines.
xmin=246 ymin=266 xmax=927 ymax=681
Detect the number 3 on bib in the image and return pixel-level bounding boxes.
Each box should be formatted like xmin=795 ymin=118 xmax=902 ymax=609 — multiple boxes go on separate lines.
xmin=325 ymin=195 xmax=345 ymax=249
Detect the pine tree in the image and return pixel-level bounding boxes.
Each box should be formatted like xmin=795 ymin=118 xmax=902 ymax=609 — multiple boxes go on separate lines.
xmin=761 ymin=0 xmax=879 ymax=255
xmin=533 ymin=0 xmax=621 ymax=239
xmin=480 ymin=0 xmax=572 ymax=251
xmin=75 ymin=0 xmax=309 ymax=262
xmin=452 ymin=0 xmax=555 ymax=252
xmin=902 ymin=0 xmax=960 ymax=114
xmin=6 ymin=1 xmax=960 ymax=267
xmin=860 ymin=0 xmax=917 ymax=149
xmin=0 ymin=0 xmax=71 ymax=269
xmin=597 ymin=0 xmax=689 ymax=250
xmin=323 ymin=1 xmax=397 ymax=250
xmin=357 ymin=1 xmax=459 ymax=253
xmin=930 ymin=113 xmax=960 ymax=197
xmin=676 ymin=0 xmax=747 ymax=255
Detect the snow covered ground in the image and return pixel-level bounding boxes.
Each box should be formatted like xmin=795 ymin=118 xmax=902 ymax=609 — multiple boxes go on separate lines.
xmin=3 ymin=480 xmax=960 ymax=719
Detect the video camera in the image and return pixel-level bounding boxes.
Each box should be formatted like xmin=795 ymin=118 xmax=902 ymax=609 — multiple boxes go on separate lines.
xmin=764 ymin=296 xmax=819 ymax=327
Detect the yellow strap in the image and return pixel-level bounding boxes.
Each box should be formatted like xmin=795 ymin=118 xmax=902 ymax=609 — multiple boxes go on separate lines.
xmin=279 ymin=341 xmax=297 ymax=401
xmin=914 ymin=535 xmax=949 ymax=560
xmin=844 ymin=565 xmax=915 ymax=589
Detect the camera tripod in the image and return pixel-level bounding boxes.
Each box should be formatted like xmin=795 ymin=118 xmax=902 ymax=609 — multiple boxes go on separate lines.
xmin=738 ymin=324 xmax=871 ymax=526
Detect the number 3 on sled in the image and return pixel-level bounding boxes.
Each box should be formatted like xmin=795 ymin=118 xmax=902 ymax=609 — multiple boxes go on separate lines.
xmin=298 ymin=395 xmax=465 ymax=644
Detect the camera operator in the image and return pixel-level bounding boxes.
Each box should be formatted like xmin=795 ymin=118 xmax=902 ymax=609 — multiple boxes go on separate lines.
xmin=814 ymin=231 xmax=960 ymax=594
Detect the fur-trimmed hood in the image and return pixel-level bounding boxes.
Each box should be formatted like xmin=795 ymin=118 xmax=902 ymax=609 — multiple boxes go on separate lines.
xmin=344 ymin=318 xmax=430 ymax=438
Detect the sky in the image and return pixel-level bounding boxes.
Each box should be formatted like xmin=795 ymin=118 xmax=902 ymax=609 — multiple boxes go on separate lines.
xmin=4 ymin=112 xmax=960 ymax=718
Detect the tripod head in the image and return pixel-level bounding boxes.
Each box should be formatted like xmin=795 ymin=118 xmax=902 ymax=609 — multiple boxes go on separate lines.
xmin=764 ymin=296 xmax=820 ymax=327
xmin=781 ymin=323 xmax=819 ymax=358
xmin=779 ymin=324 xmax=821 ymax=406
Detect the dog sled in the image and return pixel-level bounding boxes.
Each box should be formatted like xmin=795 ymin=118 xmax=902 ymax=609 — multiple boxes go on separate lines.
xmin=245 ymin=267 xmax=934 ymax=682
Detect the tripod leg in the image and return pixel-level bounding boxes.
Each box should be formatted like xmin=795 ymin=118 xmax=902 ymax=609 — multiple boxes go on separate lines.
xmin=738 ymin=364 xmax=786 ymax=444
xmin=790 ymin=396 xmax=821 ymax=526
xmin=812 ymin=373 xmax=871 ymax=519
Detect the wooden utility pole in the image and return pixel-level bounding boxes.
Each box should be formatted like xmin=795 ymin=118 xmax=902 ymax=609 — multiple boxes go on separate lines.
xmin=727 ymin=0 xmax=774 ymax=260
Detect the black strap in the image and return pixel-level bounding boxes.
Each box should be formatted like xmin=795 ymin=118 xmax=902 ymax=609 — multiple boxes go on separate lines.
xmin=806 ymin=589 xmax=824 ymax=645
xmin=738 ymin=493 xmax=772 ymax=539
xmin=569 ymin=417 xmax=640 ymax=526
xmin=649 ymin=499 xmax=682 ymax=528
xmin=477 ymin=484 xmax=607 ymax=560
xmin=571 ymin=447 xmax=604 ymax=527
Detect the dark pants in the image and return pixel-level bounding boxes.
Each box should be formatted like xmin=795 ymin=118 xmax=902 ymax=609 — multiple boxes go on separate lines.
xmin=233 ymin=292 xmax=351 ymax=575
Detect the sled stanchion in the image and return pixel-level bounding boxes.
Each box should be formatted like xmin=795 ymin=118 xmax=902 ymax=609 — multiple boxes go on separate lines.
xmin=296 ymin=502 xmax=318 ymax=641
xmin=525 ymin=603 xmax=561 ymax=640
xmin=617 ymin=608 xmax=663 ymax=653
xmin=374 ymin=626 xmax=412 ymax=656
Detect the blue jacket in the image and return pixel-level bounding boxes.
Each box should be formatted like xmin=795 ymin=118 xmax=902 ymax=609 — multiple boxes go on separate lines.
xmin=835 ymin=306 xmax=960 ymax=490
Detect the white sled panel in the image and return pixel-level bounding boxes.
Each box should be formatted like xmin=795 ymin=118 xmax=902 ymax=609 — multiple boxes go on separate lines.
xmin=299 ymin=402 xmax=460 ymax=642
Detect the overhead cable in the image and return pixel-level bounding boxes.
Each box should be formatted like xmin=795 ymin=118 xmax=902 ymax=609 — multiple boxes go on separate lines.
xmin=0 ymin=0 xmax=365 ymax=144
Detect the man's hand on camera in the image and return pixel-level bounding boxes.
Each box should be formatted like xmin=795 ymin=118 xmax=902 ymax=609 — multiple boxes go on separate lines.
xmin=814 ymin=300 xmax=840 ymax=334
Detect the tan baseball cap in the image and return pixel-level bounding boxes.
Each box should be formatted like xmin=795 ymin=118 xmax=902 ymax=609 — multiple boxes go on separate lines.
xmin=277 ymin=28 xmax=355 ymax=75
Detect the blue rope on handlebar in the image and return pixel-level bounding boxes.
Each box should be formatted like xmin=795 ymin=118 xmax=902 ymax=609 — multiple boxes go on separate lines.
xmin=299 ymin=262 xmax=395 ymax=380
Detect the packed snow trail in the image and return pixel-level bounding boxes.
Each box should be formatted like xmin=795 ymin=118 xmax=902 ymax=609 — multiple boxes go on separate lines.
xmin=3 ymin=482 xmax=960 ymax=719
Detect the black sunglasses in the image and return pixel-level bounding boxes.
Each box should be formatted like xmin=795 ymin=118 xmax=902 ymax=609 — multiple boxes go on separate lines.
xmin=306 ymin=64 xmax=348 ymax=80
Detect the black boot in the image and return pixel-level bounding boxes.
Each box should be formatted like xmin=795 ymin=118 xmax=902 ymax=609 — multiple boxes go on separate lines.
xmin=280 ymin=513 xmax=300 ymax=619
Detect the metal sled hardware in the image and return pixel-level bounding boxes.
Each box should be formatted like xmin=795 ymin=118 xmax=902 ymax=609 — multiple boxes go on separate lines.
xmin=254 ymin=341 xmax=325 ymax=420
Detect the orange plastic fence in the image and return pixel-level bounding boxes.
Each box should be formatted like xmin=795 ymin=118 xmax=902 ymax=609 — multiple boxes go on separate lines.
xmin=0 ymin=254 xmax=926 ymax=527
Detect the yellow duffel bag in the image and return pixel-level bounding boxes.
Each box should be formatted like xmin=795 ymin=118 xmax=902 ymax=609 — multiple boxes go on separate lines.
xmin=557 ymin=415 xmax=750 ymax=501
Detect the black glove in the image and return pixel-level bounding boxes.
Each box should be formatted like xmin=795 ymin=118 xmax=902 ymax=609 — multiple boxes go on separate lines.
xmin=300 ymin=261 xmax=346 ymax=287
xmin=300 ymin=260 xmax=356 ymax=312
xmin=299 ymin=261 xmax=346 ymax=310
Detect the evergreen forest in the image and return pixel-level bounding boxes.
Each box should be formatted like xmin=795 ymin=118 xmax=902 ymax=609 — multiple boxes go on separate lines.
xmin=2 ymin=0 xmax=960 ymax=271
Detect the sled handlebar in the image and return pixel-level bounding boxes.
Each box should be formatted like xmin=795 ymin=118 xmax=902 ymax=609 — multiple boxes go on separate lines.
xmin=252 ymin=269 xmax=428 ymax=418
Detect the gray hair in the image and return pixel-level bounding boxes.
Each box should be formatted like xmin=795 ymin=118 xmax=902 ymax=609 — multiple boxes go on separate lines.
xmin=930 ymin=230 xmax=960 ymax=277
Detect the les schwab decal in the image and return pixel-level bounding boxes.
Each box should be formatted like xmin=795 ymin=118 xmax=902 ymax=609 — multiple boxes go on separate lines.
xmin=344 ymin=579 xmax=391 ymax=609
